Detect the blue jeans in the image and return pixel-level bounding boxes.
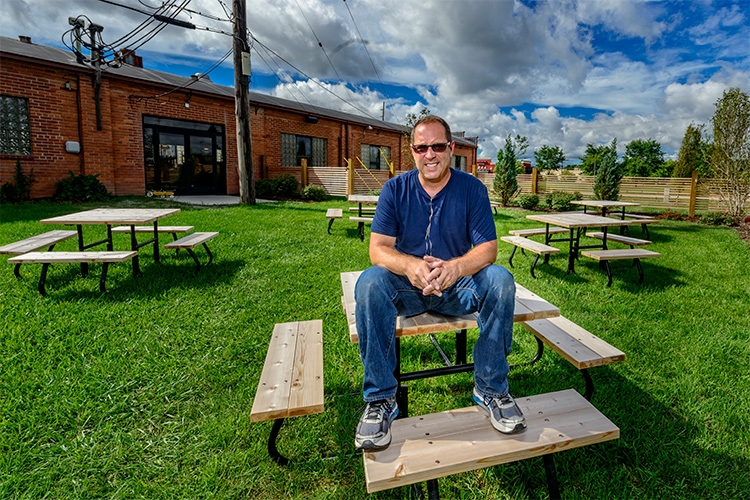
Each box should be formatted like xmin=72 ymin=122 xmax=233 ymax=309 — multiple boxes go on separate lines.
xmin=354 ymin=264 xmax=516 ymax=402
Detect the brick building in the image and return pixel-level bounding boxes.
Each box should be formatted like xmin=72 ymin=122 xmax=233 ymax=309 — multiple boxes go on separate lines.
xmin=0 ymin=36 xmax=478 ymax=199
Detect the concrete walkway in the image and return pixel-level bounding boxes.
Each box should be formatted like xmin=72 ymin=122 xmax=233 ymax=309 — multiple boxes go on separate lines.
xmin=171 ymin=195 xmax=275 ymax=206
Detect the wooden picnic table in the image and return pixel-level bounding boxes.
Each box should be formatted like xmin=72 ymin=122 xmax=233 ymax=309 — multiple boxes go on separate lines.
xmin=40 ymin=208 xmax=180 ymax=276
xmin=570 ymin=200 xmax=639 ymax=218
xmin=525 ymin=212 xmax=632 ymax=274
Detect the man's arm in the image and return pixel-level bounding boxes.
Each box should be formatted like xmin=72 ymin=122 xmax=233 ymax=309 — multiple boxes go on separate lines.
xmin=370 ymin=232 xmax=497 ymax=296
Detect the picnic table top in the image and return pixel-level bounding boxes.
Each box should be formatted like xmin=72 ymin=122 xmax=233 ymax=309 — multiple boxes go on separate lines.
xmin=40 ymin=208 xmax=181 ymax=226
xmin=526 ymin=212 xmax=633 ymax=229
xmin=348 ymin=195 xmax=379 ymax=204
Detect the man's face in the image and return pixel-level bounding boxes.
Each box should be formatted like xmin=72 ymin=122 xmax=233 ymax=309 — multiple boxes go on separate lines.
xmin=411 ymin=122 xmax=454 ymax=186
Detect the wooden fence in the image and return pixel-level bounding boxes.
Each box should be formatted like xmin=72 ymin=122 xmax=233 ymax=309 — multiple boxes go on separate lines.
xmin=267 ymin=162 xmax=730 ymax=216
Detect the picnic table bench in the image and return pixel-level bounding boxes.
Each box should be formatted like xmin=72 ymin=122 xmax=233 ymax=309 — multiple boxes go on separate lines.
xmin=0 ymin=230 xmax=77 ymax=278
xmin=163 ymin=232 xmax=219 ymax=271
xmin=8 ymin=251 xmax=137 ymax=295
xmin=250 ymin=320 xmax=324 ymax=465
xmin=501 ymin=236 xmax=560 ymax=278
xmin=581 ymin=248 xmax=661 ymax=287
xmin=325 ymin=209 xmax=342 ymax=234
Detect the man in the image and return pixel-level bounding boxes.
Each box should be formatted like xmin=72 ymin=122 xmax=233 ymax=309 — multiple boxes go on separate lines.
xmin=354 ymin=115 xmax=526 ymax=451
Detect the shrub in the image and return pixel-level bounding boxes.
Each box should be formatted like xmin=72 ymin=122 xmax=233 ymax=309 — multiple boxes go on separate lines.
xmin=54 ymin=171 xmax=110 ymax=202
xmin=275 ymin=174 xmax=298 ymax=196
xmin=699 ymin=212 xmax=736 ymax=226
xmin=518 ymin=194 xmax=539 ymax=209
xmin=660 ymin=210 xmax=683 ymax=221
xmin=0 ymin=160 xmax=35 ymax=203
xmin=300 ymin=184 xmax=326 ymax=201
xmin=544 ymin=191 xmax=582 ymax=211
xmin=255 ymin=178 xmax=277 ymax=198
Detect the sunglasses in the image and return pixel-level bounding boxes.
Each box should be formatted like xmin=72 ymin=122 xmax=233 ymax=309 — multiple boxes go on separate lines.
xmin=411 ymin=142 xmax=451 ymax=154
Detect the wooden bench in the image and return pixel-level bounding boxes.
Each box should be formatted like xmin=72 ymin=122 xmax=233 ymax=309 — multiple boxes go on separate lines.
xmin=489 ymin=201 xmax=500 ymax=214
xmin=501 ymin=236 xmax=560 ymax=278
xmin=325 ymin=209 xmax=342 ymax=234
xmin=250 ymin=319 xmax=324 ymax=465
xmin=522 ymin=315 xmax=625 ymax=399
xmin=581 ymin=248 xmax=661 ymax=286
xmin=363 ymin=388 xmax=619 ymax=496
xmin=350 ymin=216 xmax=374 ymax=241
xmin=586 ymin=232 xmax=651 ymax=248
xmin=163 ymin=232 xmax=218 ymax=271
xmin=348 ymin=206 xmax=376 ymax=212
xmin=508 ymin=227 xmax=568 ymax=238
xmin=0 ymin=230 xmax=77 ymax=278
xmin=7 ymin=251 xmax=136 ymax=295
xmin=613 ymin=214 xmax=659 ymax=237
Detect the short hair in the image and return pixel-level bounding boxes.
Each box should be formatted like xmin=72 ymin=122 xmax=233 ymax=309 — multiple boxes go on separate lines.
xmin=411 ymin=115 xmax=452 ymax=144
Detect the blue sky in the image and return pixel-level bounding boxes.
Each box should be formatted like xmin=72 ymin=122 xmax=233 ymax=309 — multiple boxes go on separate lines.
xmin=2 ymin=0 xmax=748 ymax=163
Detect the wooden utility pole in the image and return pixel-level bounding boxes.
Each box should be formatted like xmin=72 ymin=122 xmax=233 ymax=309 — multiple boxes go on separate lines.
xmin=233 ymin=0 xmax=254 ymax=204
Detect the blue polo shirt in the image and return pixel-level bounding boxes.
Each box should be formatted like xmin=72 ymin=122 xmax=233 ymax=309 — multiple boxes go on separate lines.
xmin=371 ymin=169 xmax=496 ymax=261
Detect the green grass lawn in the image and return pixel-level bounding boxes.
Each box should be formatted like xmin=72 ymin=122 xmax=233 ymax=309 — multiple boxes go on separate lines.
xmin=1 ymin=198 xmax=748 ymax=499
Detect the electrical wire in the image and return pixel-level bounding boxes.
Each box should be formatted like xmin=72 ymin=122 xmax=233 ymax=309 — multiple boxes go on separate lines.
xmin=341 ymin=0 xmax=395 ymax=123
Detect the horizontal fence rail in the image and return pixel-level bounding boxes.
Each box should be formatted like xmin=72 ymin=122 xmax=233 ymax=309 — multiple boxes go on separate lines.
xmin=266 ymin=166 xmax=732 ymax=214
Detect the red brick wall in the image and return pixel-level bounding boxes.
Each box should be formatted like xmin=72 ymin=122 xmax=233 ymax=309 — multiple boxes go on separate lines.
xmin=1 ymin=53 xmax=475 ymax=199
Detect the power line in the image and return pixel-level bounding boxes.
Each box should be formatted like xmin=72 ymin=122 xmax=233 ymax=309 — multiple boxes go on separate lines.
xmin=249 ymin=33 xmax=381 ymax=120
xmin=341 ymin=0 xmax=395 ymax=124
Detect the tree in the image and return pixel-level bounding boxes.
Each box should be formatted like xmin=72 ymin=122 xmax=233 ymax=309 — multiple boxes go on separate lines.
xmin=593 ymin=139 xmax=622 ymax=200
xmin=494 ymin=134 xmax=524 ymax=206
xmin=579 ymin=143 xmax=608 ymax=176
xmin=534 ymin=145 xmax=566 ymax=171
xmin=402 ymin=108 xmax=431 ymax=168
xmin=711 ymin=87 xmax=750 ymax=217
xmin=621 ymin=139 xmax=665 ymax=177
xmin=674 ymin=123 xmax=711 ymax=178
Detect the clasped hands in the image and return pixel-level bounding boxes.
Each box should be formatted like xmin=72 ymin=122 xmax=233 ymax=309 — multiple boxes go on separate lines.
xmin=410 ymin=255 xmax=459 ymax=297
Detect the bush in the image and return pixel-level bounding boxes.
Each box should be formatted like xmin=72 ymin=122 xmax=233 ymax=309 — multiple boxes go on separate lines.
xmin=518 ymin=194 xmax=539 ymax=209
xmin=300 ymin=184 xmax=326 ymax=201
xmin=54 ymin=171 xmax=110 ymax=202
xmin=544 ymin=191 xmax=582 ymax=211
xmin=699 ymin=211 xmax=736 ymax=226
xmin=255 ymin=178 xmax=277 ymax=198
xmin=275 ymin=174 xmax=298 ymax=196
xmin=0 ymin=160 xmax=35 ymax=203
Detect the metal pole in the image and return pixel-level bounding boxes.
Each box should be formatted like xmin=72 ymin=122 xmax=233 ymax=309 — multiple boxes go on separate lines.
xmin=234 ymin=0 xmax=255 ymax=204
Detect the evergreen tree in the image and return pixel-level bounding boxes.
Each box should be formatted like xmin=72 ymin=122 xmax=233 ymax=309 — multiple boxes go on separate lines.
xmin=674 ymin=123 xmax=711 ymax=178
xmin=494 ymin=135 xmax=521 ymax=206
xmin=593 ymin=139 xmax=622 ymax=200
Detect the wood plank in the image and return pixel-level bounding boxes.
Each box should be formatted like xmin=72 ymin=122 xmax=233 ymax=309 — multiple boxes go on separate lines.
xmin=363 ymin=389 xmax=620 ymax=493
xmin=514 ymin=283 xmax=561 ymax=321
xmin=288 ymin=319 xmax=325 ymax=418
xmin=110 ymin=225 xmax=194 ymax=234
xmin=325 ymin=208 xmax=342 ymax=218
xmin=350 ymin=216 xmax=374 ymax=223
xmin=523 ymin=316 xmax=625 ymax=369
xmin=508 ymin=227 xmax=568 ymax=237
xmin=250 ymin=322 xmax=298 ymax=422
xmin=501 ymin=236 xmax=560 ymax=255
xmin=0 ymin=230 xmax=77 ymax=255
xmin=40 ymin=208 xmax=180 ymax=225
xmin=163 ymin=232 xmax=219 ymax=249
xmin=8 ymin=251 xmax=136 ymax=264
xmin=581 ymin=249 xmax=660 ymax=261
xmin=586 ymin=232 xmax=651 ymax=246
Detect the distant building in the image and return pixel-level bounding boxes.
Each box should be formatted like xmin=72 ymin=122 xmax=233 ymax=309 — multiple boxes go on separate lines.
xmin=0 ymin=36 xmax=477 ymax=198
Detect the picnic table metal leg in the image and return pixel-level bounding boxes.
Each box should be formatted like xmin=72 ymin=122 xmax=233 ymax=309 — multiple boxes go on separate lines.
xmin=530 ymin=254 xmax=541 ymax=278
xmin=202 ymin=243 xmax=214 ymax=266
xmin=603 ymin=261 xmax=613 ymax=287
xmin=327 ymin=217 xmax=335 ymax=234
xmin=13 ymin=263 xmax=22 ymax=279
xmin=566 ymin=228 xmax=577 ymax=274
xmin=186 ymin=248 xmax=202 ymax=273
xmin=543 ymin=454 xmax=561 ymax=500
xmin=153 ymin=221 xmax=160 ymax=263
xmin=426 ymin=479 xmax=440 ymax=499
xmin=268 ymin=418 xmax=290 ymax=466
xmin=129 ymin=225 xmax=143 ymax=277
xmin=76 ymin=225 xmax=88 ymax=277
xmin=582 ymin=368 xmax=594 ymax=400
xmin=634 ymin=258 xmax=644 ymax=284
xmin=99 ymin=262 xmax=109 ymax=292
xmin=38 ymin=263 xmax=50 ymax=296
xmin=508 ymin=246 xmax=517 ymax=268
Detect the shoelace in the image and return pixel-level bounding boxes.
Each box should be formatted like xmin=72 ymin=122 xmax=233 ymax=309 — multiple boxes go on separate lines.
xmin=357 ymin=400 xmax=390 ymax=422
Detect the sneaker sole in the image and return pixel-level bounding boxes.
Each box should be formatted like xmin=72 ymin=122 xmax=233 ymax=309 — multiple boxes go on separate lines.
xmin=355 ymin=432 xmax=391 ymax=451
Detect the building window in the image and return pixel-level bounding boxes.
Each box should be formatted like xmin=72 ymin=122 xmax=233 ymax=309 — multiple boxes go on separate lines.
xmin=0 ymin=95 xmax=32 ymax=156
xmin=281 ymin=133 xmax=327 ymax=167
xmin=360 ymin=144 xmax=391 ymax=170
xmin=452 ymin=155 xmax=467 ymax=172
